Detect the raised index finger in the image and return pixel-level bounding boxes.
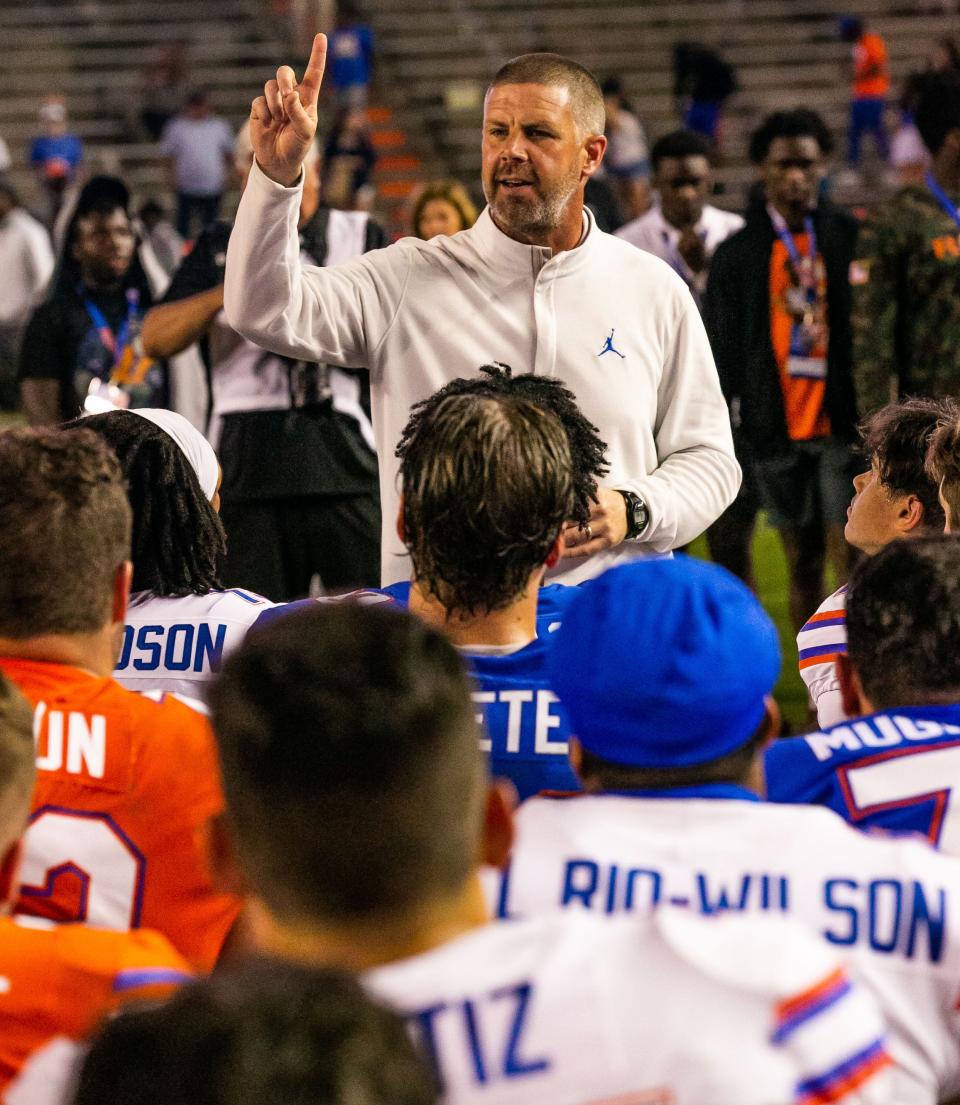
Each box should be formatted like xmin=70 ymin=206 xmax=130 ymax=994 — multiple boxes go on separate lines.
xmin=299 ymin=33 xmax=327 ymax=109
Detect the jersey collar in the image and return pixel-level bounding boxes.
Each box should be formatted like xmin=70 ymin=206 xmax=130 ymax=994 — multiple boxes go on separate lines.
xmin=600 ymin=782 xmax=761 ymax=802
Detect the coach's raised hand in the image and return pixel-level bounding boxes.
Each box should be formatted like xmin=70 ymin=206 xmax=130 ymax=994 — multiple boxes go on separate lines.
xmin=251 ymin=32 xmax=326 ymax=186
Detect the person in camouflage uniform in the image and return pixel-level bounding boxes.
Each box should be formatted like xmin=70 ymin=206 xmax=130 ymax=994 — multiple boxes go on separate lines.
xmin=853 ymin=70 xmax=960 ymax=416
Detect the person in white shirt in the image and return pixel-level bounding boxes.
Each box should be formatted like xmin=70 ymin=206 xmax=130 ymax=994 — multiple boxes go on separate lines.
xmin=66 ymin=407 xmax=276 ymax=698
xmin=797 ymin=398 xmax=951 ymax=728
xmin=0 ymin=182 xmax=54 ymax=406
xmin=225 ymin=36 xmax=740 ymax=586
xmin=208 ymin=600 xmax=893 ymax=1105
xmin=159 ymin=91 xmax=235 ymax=239
xmin=616 ymin=129 xmax=743 ymax=307
xmin=496 ymin=556 xmax=960 ymax=1105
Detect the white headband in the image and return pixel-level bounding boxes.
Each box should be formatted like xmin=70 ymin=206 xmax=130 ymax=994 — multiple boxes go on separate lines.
xmin=130 ymin=409 xmax=219 ymax=501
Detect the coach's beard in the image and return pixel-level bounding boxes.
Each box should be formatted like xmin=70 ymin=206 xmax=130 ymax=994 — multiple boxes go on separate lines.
xmin=485 ymin=170 xmax=581 ymax=241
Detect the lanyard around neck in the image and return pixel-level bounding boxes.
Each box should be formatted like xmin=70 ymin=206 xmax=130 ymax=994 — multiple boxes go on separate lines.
xmin=81 ymin=287 xmax=139 ymax=364
xmin=925 ymin=172 xmax=960 ymax=230
xmin=767 ymin=204 xmax=817 ymax=278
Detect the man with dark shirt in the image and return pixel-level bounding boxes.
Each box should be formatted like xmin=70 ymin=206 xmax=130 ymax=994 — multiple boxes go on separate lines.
xmin=142 ymin=131 xmax=383 ymax=599
xmin=704 ymin=110 xmax=859 ymax=630
xmin=19 ymin=199 xmax=163 ymax=424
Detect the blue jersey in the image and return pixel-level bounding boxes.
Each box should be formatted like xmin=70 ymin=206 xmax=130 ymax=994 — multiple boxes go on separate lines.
xmin=765 ymin=705 xmax=960 ymax=854
xmin=382 ymin=583 xmax=578 ymax=798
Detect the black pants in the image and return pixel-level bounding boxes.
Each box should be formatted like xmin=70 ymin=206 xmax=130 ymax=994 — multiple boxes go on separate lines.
xmin=176 ymin=192 xmax=221 ymax=239
xmin=219 ymin=493 xmax=381 ymax=602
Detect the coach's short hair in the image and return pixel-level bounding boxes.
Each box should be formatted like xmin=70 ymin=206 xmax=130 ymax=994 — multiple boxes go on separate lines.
xmin=73 ymin=960 xmax=438 ymax=1105
xmin=488 ymin=53 xmax=605 ymax=136
xmin=846 ymin=536 xmax=960 ymax=708
xmin=396 ymin=363 xmax=607 ymax=615
xmin=209 ymin=603 xmax=484 ymax=927
xmin=0 ymin=674 xmax=35 ymax=855
xmin=860 ymin=398 xmax=951 ymax=533
xmin=0 ymin=428 xmax=131 ymax=638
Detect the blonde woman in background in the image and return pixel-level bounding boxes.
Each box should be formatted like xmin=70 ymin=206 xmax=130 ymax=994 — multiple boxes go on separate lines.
xmin=411 ymin=180 xmax=477 ymax=240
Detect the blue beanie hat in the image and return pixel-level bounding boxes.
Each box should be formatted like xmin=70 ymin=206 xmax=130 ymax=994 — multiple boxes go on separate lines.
xmin=548 ymin=557 xmax=781 ymax=768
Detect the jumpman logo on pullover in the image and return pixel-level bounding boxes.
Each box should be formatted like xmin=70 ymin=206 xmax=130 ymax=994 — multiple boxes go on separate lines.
xmin=598 ymin=328 xmax=625 ymax=358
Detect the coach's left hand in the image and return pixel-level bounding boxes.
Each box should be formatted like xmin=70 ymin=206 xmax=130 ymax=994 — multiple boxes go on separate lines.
xmin=560 ymin=487 xmax=628 ymax=558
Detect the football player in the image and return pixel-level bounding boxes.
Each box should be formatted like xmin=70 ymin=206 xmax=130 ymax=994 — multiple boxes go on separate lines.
xmin=0 ymin=428 xmax=240 ymax=969
xmin=207 ymin=602 xmax=892 ymax=1105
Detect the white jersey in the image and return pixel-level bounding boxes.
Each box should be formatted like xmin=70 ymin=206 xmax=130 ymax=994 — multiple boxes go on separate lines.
xmin=367 ymin=909 xmax=891 ymax=1105
xmin=497 ymin=790 xmax=960 ymax=1105
xmin=797 ymin=586 xmax=849 ymax=728
xmin=114 ymin=589 xmax=277 ymax=698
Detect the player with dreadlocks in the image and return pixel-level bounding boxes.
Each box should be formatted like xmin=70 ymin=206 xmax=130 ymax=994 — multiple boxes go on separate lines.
xmin=66 ymin=408 xmax=277 ymax=698
xmin=262 ymin=364 xmax=609 ymax=798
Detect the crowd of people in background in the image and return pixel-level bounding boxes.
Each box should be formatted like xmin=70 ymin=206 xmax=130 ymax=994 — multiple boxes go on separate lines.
xmin=5 ymin=9 xmax=960 ymax=1102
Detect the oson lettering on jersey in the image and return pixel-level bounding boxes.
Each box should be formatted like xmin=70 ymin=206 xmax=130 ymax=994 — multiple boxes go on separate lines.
xmin=32 ymin=701 xmax=105 ymax=779
xmin=471 ymin=690 xmax=566 ymax=755
xmin=806 ymin=714 xmax=960 ymax=762
xmin=543 ymin=861 xmax=946 ymax=961
xmin=115 ymin=623 xmax=227 ymax=675
xmin=410 ymin=981 xmax=550 ymax=1090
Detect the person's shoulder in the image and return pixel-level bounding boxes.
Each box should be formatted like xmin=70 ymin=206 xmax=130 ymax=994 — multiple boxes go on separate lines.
xmin=613 ymin=206 xmax=660 ymax=244
xmin=704 ymin=204 xmax=745 ymax=233
xmin=797 ymin=585 xmax=848 ymax=668
xmin=198 ymin=587 xmax=277 ymax=622
xmin=596 ymin=225 xmax=689 ymax=289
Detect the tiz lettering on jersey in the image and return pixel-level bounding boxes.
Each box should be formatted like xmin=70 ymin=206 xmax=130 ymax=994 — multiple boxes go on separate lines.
xmin=471 ymin=690 xmax=566 ymax=755
xmin=806 ymin=715 xmax=960 ymax=762
xmin=548 ymin=860 xmax=947 ymax=961
xmin=32 ymin=701 xmax=105 ymax=779
xmin=115 ymin=623 xmax=227 ymax=674
xmin=411 ymin=981 xmax=550 ymax=1090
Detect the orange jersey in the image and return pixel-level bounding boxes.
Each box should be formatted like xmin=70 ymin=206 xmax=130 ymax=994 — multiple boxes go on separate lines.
xmin=0 ymin=914 xmax=191 ymax=1100
xmin=0 ymin=658 xmax=240 ymax=971
xmin=854 ymin=33 xmax=889 ymax=99
xmin=769 ymin=234 xmax=831 ymax=441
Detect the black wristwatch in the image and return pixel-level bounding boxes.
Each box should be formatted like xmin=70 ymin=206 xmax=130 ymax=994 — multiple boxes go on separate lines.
xmin=617 ymin=490 xmax=649 ymax=540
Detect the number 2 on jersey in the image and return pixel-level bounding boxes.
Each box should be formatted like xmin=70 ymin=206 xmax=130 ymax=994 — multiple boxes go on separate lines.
xmin=17 ymin=807 xmax=146 ymax=928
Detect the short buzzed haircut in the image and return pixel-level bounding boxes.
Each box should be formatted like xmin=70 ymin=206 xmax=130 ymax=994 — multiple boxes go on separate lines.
xmin=73 ymin=961 xmax=438 ymax=1105
xmin=396 ymin=363 xmax=607 ymax=614
xmin=846 ymin=536 xmax=960 ymax=708
xmin=210 ymin=603 xmax=484 ymax=927
xmin=860 ymin=398 xmax=950 ymax=533
xmin=489 ymin=53 xmax=605 ymax=136
xmin=0 ymin=674 xmax=36 ymax=855
xmin=0 ymin=428 xmax=131 ymax=638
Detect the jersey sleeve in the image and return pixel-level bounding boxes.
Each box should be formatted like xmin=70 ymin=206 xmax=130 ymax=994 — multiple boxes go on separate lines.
xmin=106 ymin=928 xmax=193 ymax=1010
xmin=773 ymin=966 xmax=892 ymax=1104
xmin=797 ymin=590 xmax=849 ymax=728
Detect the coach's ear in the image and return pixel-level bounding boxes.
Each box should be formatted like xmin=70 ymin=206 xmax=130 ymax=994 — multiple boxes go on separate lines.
xmin=836 ymin=654 xmax=870 ymax=719
xmin=544 ymin=532 xmax=564 ymax=569
xmin=111 ymin=560 xmax=132 ymax=625
xmin=481 ymin=781 xmax=515 ymax=869
xmin=395 ymin=499 xmax=407 ymax=545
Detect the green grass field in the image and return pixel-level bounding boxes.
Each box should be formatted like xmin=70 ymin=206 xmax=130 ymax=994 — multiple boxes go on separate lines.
xmin=689 ymin=518 xmax=811 ymax=734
